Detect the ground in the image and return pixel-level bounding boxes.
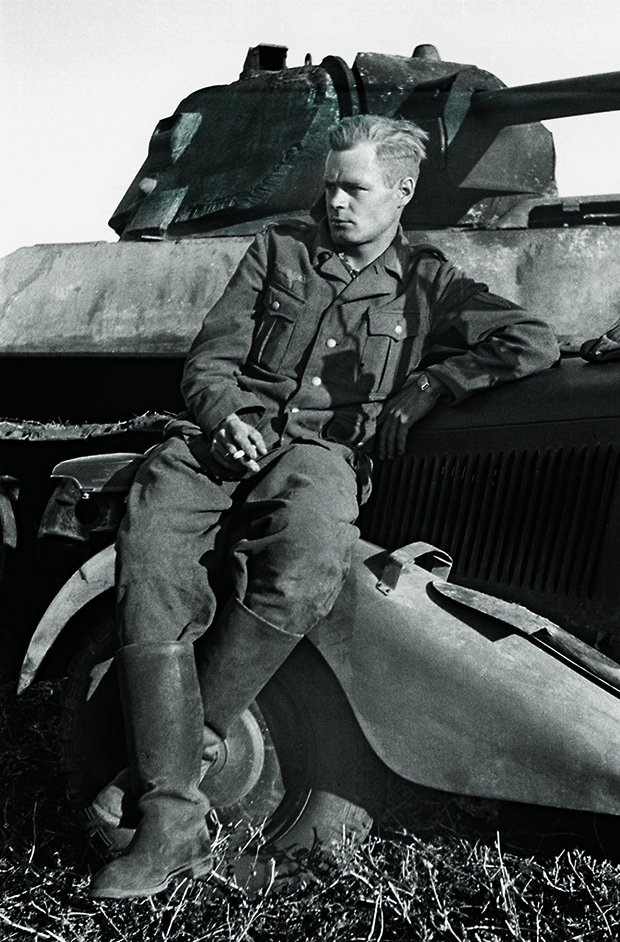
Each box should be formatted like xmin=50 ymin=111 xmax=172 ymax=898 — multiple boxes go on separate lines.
xmin=2 ymin=679 xmax=620 ymax=941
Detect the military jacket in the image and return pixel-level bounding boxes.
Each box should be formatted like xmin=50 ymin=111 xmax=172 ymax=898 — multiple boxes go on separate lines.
xmin=180 ymin=222 xmax=559 ymax=451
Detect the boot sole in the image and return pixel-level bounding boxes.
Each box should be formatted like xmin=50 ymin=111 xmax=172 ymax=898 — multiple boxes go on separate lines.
xmin=89 ymin=856 xmax=213 ymax=899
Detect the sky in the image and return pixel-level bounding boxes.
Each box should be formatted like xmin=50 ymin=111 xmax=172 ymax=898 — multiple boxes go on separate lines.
xmin=2 ymin=0 xmax=620 ymax=260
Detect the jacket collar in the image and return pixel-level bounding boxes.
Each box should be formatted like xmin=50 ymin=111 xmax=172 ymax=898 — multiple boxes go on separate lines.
xmin=312 ymin=220 xmax=409 ymax=275
xmin=311 ymin=220 xmax=411 ymax=298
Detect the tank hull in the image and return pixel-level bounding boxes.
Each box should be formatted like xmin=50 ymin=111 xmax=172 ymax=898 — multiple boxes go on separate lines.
xmin=3 ymin=226 xmax=620 ymax=371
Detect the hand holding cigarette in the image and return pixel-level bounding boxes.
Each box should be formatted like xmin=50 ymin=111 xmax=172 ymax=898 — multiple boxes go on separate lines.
xmin=211 ymin=414 xmax=268 ymax=474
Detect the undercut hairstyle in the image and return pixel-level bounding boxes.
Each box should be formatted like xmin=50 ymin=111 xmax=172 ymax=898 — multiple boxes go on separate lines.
xmin=328 ymin=115 xmax=428 ymax=184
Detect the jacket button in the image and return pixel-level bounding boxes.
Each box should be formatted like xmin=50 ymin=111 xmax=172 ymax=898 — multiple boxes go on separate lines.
xmin=272 ymin=300 xmax=281 ymax=311
xmin=395 ymin=324 xmax=403 ymax=334
xmin=311 ymin=376 xmax=322 ymax=386
xmin=290 ymin=407 xmax=300 ymax=413
xmin=326 ymin=338 xmax=337 ymax=348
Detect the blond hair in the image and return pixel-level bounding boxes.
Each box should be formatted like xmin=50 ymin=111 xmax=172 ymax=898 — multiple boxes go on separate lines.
xmin=328 ymin=115 xmax=428 ymax=183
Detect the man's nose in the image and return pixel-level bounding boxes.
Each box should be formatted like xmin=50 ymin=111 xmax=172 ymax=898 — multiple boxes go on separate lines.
xmin=329 ymin=186 xmax=347 ymax=209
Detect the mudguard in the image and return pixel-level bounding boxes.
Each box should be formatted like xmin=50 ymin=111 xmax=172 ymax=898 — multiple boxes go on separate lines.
xmin=0 ymin=478 xmax=18 ymax=553
xmin=19 ymin=537 xmax=620 ymax=816
xmin=18 ymin=544 xmax=116 ymax=694
xmin=309 ymin=540 xmax=620 ymax=816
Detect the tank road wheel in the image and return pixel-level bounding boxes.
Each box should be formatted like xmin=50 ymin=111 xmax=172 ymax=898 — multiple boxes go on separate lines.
xmin=59 ymin=594 xmax=388 ymax=889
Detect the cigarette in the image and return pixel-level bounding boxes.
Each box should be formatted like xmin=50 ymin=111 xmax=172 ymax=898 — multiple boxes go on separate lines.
xmin=232 ymin=449 xmax=246 ymax=460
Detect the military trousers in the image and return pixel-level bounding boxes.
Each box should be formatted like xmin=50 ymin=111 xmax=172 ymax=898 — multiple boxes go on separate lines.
xmin=116 ymin=433 xmax=362 ymax=645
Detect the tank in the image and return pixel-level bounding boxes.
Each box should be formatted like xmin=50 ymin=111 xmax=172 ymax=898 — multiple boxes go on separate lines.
xmin=2 ymin=42 xmax=620 ymax=670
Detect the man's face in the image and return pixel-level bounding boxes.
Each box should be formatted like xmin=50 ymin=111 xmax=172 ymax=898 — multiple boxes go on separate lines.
xmin=323 ymin=143 xmax=415 ymax=256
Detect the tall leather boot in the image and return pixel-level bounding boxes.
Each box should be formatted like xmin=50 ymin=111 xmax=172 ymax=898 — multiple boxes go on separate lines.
xmin=87 ymin=598 xmax=303 ymax=853
xmin=195 ymin=594 xmax=304 ymax=741
xmin=89 ymin=642 xmax=212 ymax=899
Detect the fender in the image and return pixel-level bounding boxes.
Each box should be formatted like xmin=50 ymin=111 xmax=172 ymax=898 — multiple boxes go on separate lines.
xmin=0 ymin=477 xmax=18 ymax=553
xmin=310 ymin=540 xmax=620 ymax=817
xmin=49 ymin=453 xmax=147 ymax=493
xmin=16 ymin=538 xmax=436 ymax=695
xmin=19 ymin=536 xmax=620 ymax=817
xmin=18 ymin=452 xmax=146 ymax=692
xmin=18 ymin=544 xmax=116 ymax=694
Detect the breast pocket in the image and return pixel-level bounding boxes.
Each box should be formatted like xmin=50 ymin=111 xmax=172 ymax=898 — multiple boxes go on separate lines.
xmin=358 ymin=307 xmax=422 ymax=397
xmin=249 ymin=282 xmax=305 ymax=373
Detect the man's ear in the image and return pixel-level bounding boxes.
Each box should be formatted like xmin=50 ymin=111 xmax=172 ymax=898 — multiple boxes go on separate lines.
xmin=398 ymin=176 xmax=416 ymax=207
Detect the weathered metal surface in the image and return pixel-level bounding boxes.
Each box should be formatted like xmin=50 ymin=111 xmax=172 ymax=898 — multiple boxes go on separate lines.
xmin=17 ymin=542 xmax=116 ymax=694
xmin=434 ymin=581 xmax=620 ymax=692
xmin=110 ymin=45 xmax=564 ymax=237
xmin=20 ymin=534 xmax=620 ymax=814
xmin=49 ymin=452 xmax=146 ymax=492
xmin=110 ymin=50 xmax=344 ymax=239
xmin=357 ymin=52 xmax=556 ymax=228
xmin=108 ymin=41 xmax=620 ymax=238
xmin=0 ymin=239 xmax=249 ymax=355
xmin=408 ymin=227 xmax=620 ymax=342
xmin=3 ymin=227 xmax=620 ymax=356
xmin=310 ymin=541 xmax=620 ymax=815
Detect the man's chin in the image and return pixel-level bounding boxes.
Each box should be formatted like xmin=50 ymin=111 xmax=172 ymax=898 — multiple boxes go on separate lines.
xmin=329 ymin=223 xmax=358 ymax=244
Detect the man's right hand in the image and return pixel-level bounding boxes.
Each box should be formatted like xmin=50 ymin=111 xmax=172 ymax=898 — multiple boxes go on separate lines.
xmin=210 ymin=413 xmax=268 ymax=474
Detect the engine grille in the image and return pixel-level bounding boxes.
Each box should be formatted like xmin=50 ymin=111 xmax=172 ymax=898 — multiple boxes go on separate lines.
xmin=359 ymin=445 xmax=620 ymax=602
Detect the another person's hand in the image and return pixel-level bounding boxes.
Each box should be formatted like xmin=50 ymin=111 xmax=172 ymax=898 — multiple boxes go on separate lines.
xmin=376 ymin=376 xmax=442 ymax=459
xmin=210 ymin=413 xmax=268 ymax=473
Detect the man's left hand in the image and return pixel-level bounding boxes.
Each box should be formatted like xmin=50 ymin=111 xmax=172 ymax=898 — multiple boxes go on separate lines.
xmin=376 ymin=379 xmax=439 ymax=459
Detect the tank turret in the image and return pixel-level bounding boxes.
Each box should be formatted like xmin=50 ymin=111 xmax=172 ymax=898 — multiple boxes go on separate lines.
xmin=109 ymin=44 xmax=620 ymax=238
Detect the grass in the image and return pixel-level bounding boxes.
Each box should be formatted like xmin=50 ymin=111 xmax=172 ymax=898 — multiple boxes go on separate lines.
xmin=2 ymin=678 xmax=620 ymax=941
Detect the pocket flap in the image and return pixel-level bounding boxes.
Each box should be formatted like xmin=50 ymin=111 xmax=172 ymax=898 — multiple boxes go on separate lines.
xmin=264 ymin=284 xmax=304 ymax=321
xmin=366 ymin=308 xmax=417 ymax=340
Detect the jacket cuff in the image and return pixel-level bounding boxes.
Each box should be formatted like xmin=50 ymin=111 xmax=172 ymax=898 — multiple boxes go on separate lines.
xmin=422 ymin=367 xmax=458 ymax=404
xmin=190 ymin=390 xmax=265 ymax=438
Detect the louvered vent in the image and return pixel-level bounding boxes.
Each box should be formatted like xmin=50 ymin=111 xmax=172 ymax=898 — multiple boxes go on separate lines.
xmin=360 ymin=446 xmax=620 ymax=600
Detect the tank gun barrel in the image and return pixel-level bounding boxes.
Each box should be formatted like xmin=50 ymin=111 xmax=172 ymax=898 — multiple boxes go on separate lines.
xmin=471 ymin=70 xmax=620 ymax=126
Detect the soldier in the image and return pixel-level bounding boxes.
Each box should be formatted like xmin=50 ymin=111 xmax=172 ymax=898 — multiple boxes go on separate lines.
xmin=89 ymin=114 xmax=559 ymax=898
